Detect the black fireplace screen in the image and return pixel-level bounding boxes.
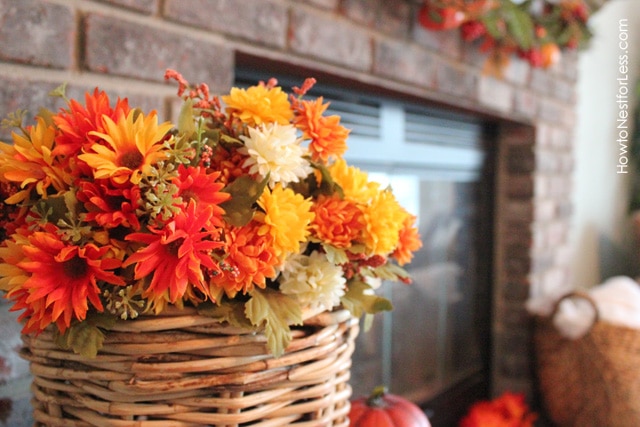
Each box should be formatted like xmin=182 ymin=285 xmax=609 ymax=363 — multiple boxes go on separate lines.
xmin=236 ymin=71 xmax=493 ymax=424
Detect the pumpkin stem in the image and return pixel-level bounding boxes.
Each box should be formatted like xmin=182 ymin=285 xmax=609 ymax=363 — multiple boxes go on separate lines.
xmin=367 ymin=385 xmax=388 ymax=407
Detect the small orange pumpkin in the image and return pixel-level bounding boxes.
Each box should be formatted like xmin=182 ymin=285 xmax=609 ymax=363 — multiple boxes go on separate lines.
xmin=349 ymin=386 xmax=432 ymax=426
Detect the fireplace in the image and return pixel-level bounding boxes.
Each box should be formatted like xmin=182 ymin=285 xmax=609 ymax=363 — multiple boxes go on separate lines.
xmin=0 ymin=0 xmax=578 ymax=425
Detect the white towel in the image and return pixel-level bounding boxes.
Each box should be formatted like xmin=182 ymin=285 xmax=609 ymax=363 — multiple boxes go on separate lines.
xmin=527 ymin=276 xmax=640 ymax=340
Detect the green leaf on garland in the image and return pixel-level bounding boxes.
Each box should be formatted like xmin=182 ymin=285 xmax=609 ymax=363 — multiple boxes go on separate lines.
xmin=504 ymin=4 xmax=534 ymax=50
xmin=341 ymin=279 xmax=393 ymax=319
xmin=245 ymin=287 xmax=302 ymax=357
xmin=54 ymin=312 xmax=117 ymax=358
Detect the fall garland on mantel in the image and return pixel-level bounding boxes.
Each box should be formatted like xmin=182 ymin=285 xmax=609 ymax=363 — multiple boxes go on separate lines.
xmin=416 ymin=0 xmax=608 ymax=74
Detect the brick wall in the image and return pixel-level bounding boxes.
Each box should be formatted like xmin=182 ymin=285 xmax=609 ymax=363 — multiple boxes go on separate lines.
xmin=0 ymin=0 xmax=578 ymax=420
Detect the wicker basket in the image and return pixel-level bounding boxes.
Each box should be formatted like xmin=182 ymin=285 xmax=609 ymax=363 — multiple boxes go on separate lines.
xmin=20 ymin=307 xmax=358 ymax=427
xmin=534 ymin=292 xmax=640 ymax=427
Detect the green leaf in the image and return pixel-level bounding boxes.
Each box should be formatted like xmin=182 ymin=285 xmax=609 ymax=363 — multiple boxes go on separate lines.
xmin=48 ymin=83 xmax=68 ymax=100
xmin=54 ymin=313 xmax=117 ymax=358
xmin=37 ymin=107 xmax=56 ymax=128
xmin=313 ymin=162 xmax=344 ymax=197
xmin=197 ymin=300 xmax=254 ymax=329
xmin=371 ymin=262 xmax=411 ymax=282
xmin=341 ymin=280 xmax=393 ymax=319
xmin=504 ymin=5 xmax=534 ymax=50
xmin=481 ymin=12 xmax=504 ymax=40
xmin=245 ymin=287 xmax=303 ymax=357
xmin=322 ymin=243 xmax=349 ymax=265
xmin=220 ymin=175 xmax=269 ymax=227
xmin=0 ymin=109 xmax=27 ymax=130
xmin=177 ymin=98 xmax=196 ymax=137
xmin=33 ymin=194 xmax=69 ymax=225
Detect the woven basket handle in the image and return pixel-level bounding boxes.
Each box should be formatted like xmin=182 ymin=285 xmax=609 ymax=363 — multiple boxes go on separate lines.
xmin=551 ymin=291 xmax=600 ymax=326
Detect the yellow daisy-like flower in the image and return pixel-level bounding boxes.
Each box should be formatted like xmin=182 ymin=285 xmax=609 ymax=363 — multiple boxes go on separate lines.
xmin=328 ymin=158 xmax=380 ymax=204
xmin=256 ymin=184 xmax=314 ymax=260
xmin=0 ymin=235 xmax=29 ymax=292
xmin=361 ymin=190 xmax=409 ymax=256
xmin=0 ymin=118 xmax=71 ymax=203
xmin=222 ymin=84 xmax=293 ymax=127
xmin=79 ymin=110 xmax=173 ymax=185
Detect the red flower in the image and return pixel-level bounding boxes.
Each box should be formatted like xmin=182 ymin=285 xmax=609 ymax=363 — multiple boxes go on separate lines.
xmin=77 ymin=179 xmax=141 ymax=230
xmin=172 ymin=164 xmax=229 ymax=228
xmin=11 ymin=229 xmax=124 ymax=334
xmin=459 ymin=392 xmax=537 ymax=427
xmin=53 ymin=89 xmax=130 ymax=176
xmin=124 ymin=200 xmax=224 ymax=307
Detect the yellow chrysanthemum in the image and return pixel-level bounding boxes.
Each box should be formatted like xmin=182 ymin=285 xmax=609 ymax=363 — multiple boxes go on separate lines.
xmin=256 ymin=184 xmax=314 ymax=260
xmin=0 ymin=118 xmax=71 ymax=203
xmin=328 ymin=158 xmax=380 ymax=204
xmin=79 ymin=110 xmax=173 ymax=185
xmin=222 ymin=84 xmax=293 ymax=126
xmin=361 ymin=190 xmax=409 ymax=256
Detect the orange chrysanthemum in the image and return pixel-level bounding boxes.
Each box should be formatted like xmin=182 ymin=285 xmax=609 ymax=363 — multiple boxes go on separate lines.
xmin=124 ymin=201 xmax=224 ymax=310
xmin=311 ymin=194 xmax=364 ymax=249
xmin=53 ymin=89 xmax=131 ymax=162
xmin=222 ymin=83 xmax=293 ymax=127
xmin=294 ymin=97 xmax=349 ymax=162
xmin=11 ymin=230 xmax=124 ymax=334
xmin=391 ymin=214 xmax=422 ymax=266
xmin=79 ymin=110 xmax=173 ymax=185
xmin=208 ymin=145 xmax=249 ymax=185
xmin=209 ymin=222 xmax=279 ymax=298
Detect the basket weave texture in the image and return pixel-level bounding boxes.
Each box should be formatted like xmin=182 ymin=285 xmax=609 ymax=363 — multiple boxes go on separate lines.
xmin=21 ymin=307 xmax=358 ymax=427
xmin=534 ymin=292 xmax=640 ymax=427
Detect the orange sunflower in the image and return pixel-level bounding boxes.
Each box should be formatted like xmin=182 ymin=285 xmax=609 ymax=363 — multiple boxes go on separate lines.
xmin=53 ymin=89 xmax=131 ymax=161
xmin=79 ymin=110 xmax=173 ymax=185
xmin=0 ymin=117 xmax=72 ymax=204
xmin=12 ymin=229 xmax=124 ymax=334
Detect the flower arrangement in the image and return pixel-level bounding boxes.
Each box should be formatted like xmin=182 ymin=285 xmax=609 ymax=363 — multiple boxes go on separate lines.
xmin=459 ymin=392 xmax=537 ymax=427
xmin=418 ymin=0 xmax=605 ymax=73
xmin=0 ymin=70 xmax=422 ymax=358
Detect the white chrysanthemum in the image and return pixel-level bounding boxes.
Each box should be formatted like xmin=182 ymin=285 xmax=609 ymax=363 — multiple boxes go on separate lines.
xmin=239 ymin=123 xmax=312 ymax=188
xmin=279 ymin=251 xmax=346 ymax=311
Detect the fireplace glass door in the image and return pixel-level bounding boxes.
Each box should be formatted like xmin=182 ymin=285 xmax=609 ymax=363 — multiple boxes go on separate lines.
xmin=236 ymin=71 xmax=493 ymax=425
